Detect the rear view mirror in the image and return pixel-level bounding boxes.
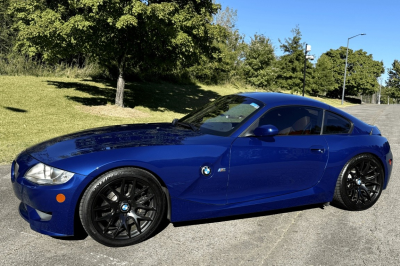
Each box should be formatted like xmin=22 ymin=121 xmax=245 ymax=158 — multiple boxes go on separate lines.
xmin=253 ymin=125 xmax=279 ymax=137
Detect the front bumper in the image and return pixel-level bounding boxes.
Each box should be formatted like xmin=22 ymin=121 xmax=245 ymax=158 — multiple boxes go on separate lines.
xmin=11 ymin=154 xmax=87 ymax=236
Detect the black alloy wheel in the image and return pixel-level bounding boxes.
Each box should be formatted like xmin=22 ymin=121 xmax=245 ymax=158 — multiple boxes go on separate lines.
xmin=80 ymin=168 xmax=166 ymax=247
xmin=333 ymin=154 xmax=384 ymax=211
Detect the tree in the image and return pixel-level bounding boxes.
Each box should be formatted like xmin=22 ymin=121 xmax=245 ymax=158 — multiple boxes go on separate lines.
xmin=377 ymin=85 xmax=389 ymax=104
xmin=242 ymin=33 xmax=276 ymax=89
xmin=0 ymin=0 xmax=16 ymax=56
xmin=311 ymin=54 xmax=335 ymax=95
xmin=10 ymin=0 xmax=219 ymax=107
xmin=189 ymin=5 xmax=246 ymax=84
xmin=213 ymin=5 xmax=237 ymax=30
xmin=323 ymin=47 xmax=384 ymax=98
xmin=276 ymin=26 xmax=313 ymax=94
xmin=386 ymin=59 xmax=400 ymax=101
xmin=279 ymin=26 xmax=303 ymax=55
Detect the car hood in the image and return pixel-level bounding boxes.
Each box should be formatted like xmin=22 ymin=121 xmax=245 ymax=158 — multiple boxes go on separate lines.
xmin=24 ymin=123 xmax=205 ymax=165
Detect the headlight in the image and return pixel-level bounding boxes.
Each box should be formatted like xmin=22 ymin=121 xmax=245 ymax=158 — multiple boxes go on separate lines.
xmin=24 ymin=163 xmax=74 ymax=185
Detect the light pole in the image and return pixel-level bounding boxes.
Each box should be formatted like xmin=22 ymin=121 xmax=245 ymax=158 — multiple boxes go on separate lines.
xmin=341 ymin=33 xmax=366 ymax=105
xmin=303 ymin=44 xmax=314 ymax=97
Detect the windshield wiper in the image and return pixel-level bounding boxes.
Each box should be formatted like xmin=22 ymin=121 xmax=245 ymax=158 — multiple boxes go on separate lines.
xmin=172 ymin=119 xmax=198 ymax=131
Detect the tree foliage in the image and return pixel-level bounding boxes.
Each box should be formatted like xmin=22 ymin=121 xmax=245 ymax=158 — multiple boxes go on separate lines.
xmin=213 ymin=4 xmax=237 ymax=30
xmin=0 ymin=0 xmax=16 ymax=56
xmin=4 ymin=2 xmax=391 ymax=102
xmin=276 ymin=26 xmax=313 ymax=94
xmin=323 ymin=47 xmax=384 ymax=98
xmin=242 ymin=33 xmax=275 ymax=89
xmin=189 ymin=5 xmax=246 ymax=84
xmin=386 ymin=59 xmax=400 ymax=100
xmin=278 ymin=26 xmax=303 ymax=55
xmin=311 ymin=54 xmax=335 ymax=95
xmin=10 ymin=0 xmax=219 ymax=106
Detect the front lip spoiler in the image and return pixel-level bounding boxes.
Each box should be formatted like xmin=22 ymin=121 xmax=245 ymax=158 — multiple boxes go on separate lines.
xmin=18 ymin=202 xmax=69 ymax=237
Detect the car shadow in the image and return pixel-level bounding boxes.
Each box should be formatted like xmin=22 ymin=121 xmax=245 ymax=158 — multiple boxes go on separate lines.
xmin=46 ymin=79 xmax=221 ymax=114
xmin=173 ymin=203 xmax=328 ymax=228
xmin=51 ymin=203 xmax=331 ymax=243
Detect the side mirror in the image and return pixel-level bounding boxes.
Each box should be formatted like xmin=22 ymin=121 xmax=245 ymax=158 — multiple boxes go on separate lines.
xmin=253 ymin=125 xmax=279 ymax=137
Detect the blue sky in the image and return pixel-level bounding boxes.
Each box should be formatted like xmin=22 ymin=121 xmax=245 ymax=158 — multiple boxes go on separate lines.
xmin=217 ymin=0 xmax=398 ymax=83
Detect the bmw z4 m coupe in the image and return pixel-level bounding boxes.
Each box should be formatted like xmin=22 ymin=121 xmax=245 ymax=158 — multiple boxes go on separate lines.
xmin=11 ymin=92 xmax=393 ymax=246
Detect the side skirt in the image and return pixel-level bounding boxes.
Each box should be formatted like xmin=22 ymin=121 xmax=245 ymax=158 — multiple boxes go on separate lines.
xmin=170 ymin=186 xmax=332 ymax=223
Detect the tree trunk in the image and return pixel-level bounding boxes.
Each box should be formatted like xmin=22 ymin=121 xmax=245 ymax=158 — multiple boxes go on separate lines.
xmin=115 ymin=64 xmax=125 ymax=107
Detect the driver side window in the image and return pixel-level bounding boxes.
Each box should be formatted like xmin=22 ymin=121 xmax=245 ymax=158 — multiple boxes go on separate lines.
xmin=249 ymin=106 xmax=324 ymax=136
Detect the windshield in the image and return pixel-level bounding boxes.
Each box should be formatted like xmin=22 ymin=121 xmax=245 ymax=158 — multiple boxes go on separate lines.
xmin=179 ymin=95 xmax=264 ymax=136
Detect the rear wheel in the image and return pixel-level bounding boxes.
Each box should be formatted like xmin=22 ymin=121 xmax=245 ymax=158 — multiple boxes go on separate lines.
xmin=333 ymin=154 xmax=384 ymax=211
xmin=80 ymin=168 xmax=166 ymax=247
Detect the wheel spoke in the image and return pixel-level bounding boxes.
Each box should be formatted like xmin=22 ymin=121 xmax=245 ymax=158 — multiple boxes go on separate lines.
xmin=349 ymin=188 xmax=357 ymax=201
xmin=355 ymin=166 xmax=360 ymax=176
xmin=355 ymin=189 xmax=360 ymax=203
xmin=121 ymin=178 xmax=127 ymax=196
xmin=128 ymin=210 xmax=154 ymax=234
xmin=359 ymin=185 xmax=371 ymax=201
xmin=131 ymin=214 xmax=142 ymax=234
xmin=126 ymin=222 xmax=132 ymax=239
xmin=365 ymin=181 xmax=380 ymax=186
xmin=103 ymin=215 xmax=117 ymax=234
xmin=95 ymin=213 xmax=114 ymax=222
xmin=112 ymin=214 xmax=126 ymax=239
xmin=357 ymin=161 xmax=365 ymax=175
xmin=94 ymin=204 xmax=112 ymax=211
xmin=99 ymin=194 xmax=115 ymax=205
xmin=127 ymin=179 xmax=137 ymax=198
xmin=112 ymin=226 xmax=123 ymax=239
xmin=137 ymin=205 xmax=156 ymax=211
xmin=361 ymin=161 xmax=371 ymax=175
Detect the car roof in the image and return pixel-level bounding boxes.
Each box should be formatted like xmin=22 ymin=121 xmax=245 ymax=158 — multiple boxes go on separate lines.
xmin=238 ymin=92 xmax=331 ymax=109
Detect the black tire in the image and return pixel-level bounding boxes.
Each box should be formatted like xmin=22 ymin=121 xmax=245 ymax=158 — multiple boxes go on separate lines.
xmin=79 ymin=168 xmax=166 ymax=247
xmin=333 ymin=154 xmax=384 ymax=211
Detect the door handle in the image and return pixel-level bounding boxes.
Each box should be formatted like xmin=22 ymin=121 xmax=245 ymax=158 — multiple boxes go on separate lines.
xmin=310 ymin=145 xmax=325 ymax=154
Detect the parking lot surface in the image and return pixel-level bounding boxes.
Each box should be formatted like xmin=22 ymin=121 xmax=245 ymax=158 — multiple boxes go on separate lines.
xmin=1 ymin=104 xmax=398 ymax=265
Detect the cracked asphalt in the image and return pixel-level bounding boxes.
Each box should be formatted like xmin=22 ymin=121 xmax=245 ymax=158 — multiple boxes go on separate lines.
xmin=0 ymin=104 xmax=398 ymax=265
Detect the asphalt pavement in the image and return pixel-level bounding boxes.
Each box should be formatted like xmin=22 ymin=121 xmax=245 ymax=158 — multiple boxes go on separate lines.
xmin=0 ymin=104 xmax=399 ymax=266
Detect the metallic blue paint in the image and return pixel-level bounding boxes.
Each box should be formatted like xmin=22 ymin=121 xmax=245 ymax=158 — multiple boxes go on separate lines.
xmin=253 ymin=125 xmax=279 ymax=136
xmin=11 ymin=92 xmax=393 ymax=236
xmin=228 ymin=135 xmax=328 ymax=203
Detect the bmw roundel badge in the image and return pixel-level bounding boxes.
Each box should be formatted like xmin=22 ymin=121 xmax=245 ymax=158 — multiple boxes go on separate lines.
xmin=120 ymin=203 xmax=130 ymax=212
xmin=201 ymin=166 xmax=211 ymax=176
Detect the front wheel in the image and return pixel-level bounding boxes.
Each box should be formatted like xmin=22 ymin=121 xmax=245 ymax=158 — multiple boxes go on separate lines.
xmin=79 ymin=168 xmax=166 ymax=247
xmin=333 ymin=154 xmax=384 ymax=211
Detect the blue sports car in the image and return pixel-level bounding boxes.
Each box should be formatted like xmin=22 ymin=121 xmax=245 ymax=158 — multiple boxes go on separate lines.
xmin=11 ymin=93 xmax=393 ymax=246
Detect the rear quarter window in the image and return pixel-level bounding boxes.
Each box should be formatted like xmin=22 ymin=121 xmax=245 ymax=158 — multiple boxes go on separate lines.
xmin=323 ymin=111 xmax=352 ymax=134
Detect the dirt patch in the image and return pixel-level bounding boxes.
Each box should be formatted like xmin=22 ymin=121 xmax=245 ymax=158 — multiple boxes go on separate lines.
xmin=77 ymin=104 xmax=150 ymax=118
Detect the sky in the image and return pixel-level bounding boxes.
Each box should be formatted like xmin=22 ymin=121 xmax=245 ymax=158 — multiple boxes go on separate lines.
xmin=217 ymin=0 xmax=398 ymax=83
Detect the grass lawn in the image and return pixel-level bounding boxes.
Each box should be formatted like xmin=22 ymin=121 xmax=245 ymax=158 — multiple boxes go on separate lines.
xmin=0 ymin=75 xmax=356 ymax=164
